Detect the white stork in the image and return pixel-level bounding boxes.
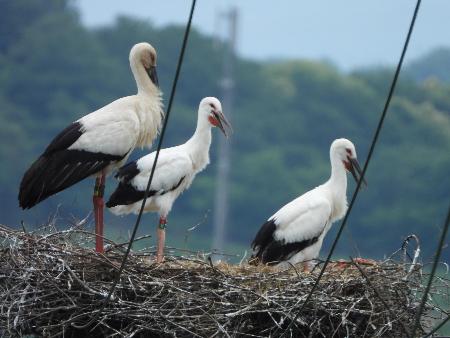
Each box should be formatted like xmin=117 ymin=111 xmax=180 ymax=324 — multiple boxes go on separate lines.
xmin=250 ymin=138 xmax=367 ymax=270
xmin=106 ymin=97 xmax=231 ymax=263
xmin=18 ymin=42 xmax=163 ymax=253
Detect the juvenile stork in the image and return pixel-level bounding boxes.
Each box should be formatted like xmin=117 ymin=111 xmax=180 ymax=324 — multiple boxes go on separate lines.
xmin=106 ymin=97 xmax=231 ymax=263
xmin=250 ymin=138 xmax=367 ymax=270
xmin=19 ymin=42 xmax=163 ymax=253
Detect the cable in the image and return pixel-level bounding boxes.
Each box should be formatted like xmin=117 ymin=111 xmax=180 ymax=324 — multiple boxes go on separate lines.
xmin=423 ymin=310 xmax=450 ymax=338
xmin=71 ymin=0 xmax=197 ymax=329
xmin=279 ymin=0 xmax=422 ymax=335
xmin=413 ymin=205 xmax=450 ymax=337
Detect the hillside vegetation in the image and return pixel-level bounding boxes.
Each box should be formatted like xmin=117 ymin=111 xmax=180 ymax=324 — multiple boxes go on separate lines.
xmin=1 ymin=0 xmax=449 ymax=260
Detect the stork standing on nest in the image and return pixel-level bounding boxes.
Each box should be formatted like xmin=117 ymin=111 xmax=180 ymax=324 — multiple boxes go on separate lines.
xmin=106 ymin=97 xmax=231 ymax=263
xmin=250 ymin=138 xmax=367 ymax=270
xmin=18 ymin=42 xmax=163 ymax=253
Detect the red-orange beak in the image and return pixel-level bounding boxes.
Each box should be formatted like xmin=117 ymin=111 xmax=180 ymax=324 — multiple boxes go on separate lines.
xmin=210 ymin=110 xmax=232 ymax=138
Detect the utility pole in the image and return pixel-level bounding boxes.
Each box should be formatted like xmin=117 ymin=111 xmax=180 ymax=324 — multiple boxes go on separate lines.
xmin=212 ymin=8 xmax=238 ymax=258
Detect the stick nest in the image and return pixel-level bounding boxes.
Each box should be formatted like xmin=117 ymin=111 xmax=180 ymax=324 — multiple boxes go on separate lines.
xmin=0 ymin=224 xmax=447 ymax=337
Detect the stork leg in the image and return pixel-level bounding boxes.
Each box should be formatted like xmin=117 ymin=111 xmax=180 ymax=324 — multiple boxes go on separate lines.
xmin=93 ymin=172 xmax=106 ymax=253
xmin=156 ymin=216 xmax=167 ymax=263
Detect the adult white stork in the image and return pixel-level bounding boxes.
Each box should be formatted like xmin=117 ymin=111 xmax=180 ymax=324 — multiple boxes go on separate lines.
xmin=106 ymin=97 xmax=231 ymax=263
xmin=250 ymin=138 xmax=367 ymax=270
xmin=18 ymin=42 xmax=163 ymax=253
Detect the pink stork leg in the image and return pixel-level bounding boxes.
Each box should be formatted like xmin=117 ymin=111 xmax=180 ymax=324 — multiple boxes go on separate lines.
xmin=93 ymin=172 xmax=106 ymax=253
xmin=156 ymin=216 xmax=167 ymax=263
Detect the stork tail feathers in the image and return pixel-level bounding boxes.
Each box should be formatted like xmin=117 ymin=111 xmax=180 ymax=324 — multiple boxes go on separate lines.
xmin=19 ymin=156 xmax=51 ymax=209
xmin=19 ymin=150 xmax=124 ymax=209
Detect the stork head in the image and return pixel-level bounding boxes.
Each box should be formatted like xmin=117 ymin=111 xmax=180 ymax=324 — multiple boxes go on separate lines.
xmin=130 ymin=42 xmax=159 ymax=87
xmin=331 ymin=138 xmax=367 ymax=186
xmin=199 ymin=97 xmax=232 ymax=137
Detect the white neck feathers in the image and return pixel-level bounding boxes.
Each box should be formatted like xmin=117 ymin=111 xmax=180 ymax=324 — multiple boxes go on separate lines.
xmin=129 ymin=56 xmax=163 ymax=148
xmin=324 ymin=151 xmax=348 ymax=203
xmin=185 ymin=113 xmax=213 ymax=169
xmin=323 ymin=151 xmax=349 ymax=221
xmin=130 ymin=59 xmax=159 ymax=97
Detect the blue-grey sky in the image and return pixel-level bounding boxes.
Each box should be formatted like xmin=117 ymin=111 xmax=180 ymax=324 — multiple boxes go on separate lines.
xmin=77 ymin=1 xmax=450 ymax=70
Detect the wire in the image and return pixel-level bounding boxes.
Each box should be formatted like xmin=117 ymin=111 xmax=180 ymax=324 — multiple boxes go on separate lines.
xmin=423 ymin=309 xmax=450 ymax=338
xmin=71 ymin=0 xmax=197 ymax=329
xmin=413 ymin=205 xmax=450 ymax=337
xmin=279 ymin=0 xmax=422 ymax=335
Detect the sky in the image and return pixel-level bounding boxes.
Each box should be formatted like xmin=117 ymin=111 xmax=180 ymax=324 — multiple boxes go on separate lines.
xmin=77 ymin=0 xmax=450 ymax=71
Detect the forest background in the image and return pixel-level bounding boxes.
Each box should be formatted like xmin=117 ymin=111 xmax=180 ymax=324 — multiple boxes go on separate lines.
xmin=0 ymin=0 xmax=449 ymax=262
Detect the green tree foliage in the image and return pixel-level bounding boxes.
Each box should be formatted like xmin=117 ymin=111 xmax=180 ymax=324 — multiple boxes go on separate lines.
xmin=0 ymin=0 xmax=449 ymax=261
xmin=406 ymin=47 xmax=450 ymax=84
xmin=0 ymin=0 xmax=75 ymax=53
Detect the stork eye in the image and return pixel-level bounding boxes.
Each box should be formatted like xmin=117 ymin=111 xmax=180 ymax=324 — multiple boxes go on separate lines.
xmin=209 ymin=103 xmax=215 ymax=109
xmin=346 ymin=148 xmax=352 ymax=155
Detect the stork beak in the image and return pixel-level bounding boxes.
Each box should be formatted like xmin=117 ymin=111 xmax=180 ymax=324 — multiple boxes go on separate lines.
xmin=146 ymin=66 xmax=159 ymax=87
xmin=213 ymin=110 xmax=233 ymax=138
xmin=349 ymin=158 xmax=367 ymax=187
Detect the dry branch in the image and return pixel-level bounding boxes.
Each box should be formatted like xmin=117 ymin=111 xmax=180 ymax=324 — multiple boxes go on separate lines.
xmin=0 ymin=224 xmax=446 ymax=337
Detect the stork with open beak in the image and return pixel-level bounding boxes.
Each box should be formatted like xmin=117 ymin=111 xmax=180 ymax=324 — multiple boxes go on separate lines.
xmin=250 ymin=138 xmax=366 ymax=270
xmin=106 ymin=97 xmax=232 ymax=263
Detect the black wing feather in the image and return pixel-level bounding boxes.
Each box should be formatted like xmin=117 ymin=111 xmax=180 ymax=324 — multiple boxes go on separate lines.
xmin=19 ymin=121 xmax=125 ymax=209
xmin=106 ymin=182 xmax=153 ymax=208
xmin=250 ymin=218 xmax=321 ymax=265
xmin=114 ymin=161 xmax=140 ymax=183
xmin=251 ymin=219 xmax=277 ymax=255
xmin=43 ymin=122 xmax=83 ymax=155
xmin=259 ymin=237 xmax=320 ymax=265
xmin=106 ymin=173 xmax=185 ymax=208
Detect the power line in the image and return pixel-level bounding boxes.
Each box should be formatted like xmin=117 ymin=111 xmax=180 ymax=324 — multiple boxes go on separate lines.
xmin=71 ymin=0 xmax=197 ymax=329
xmin=279 ymin=0 xmax=422 ymax=335
xmin=413 ymin=204 xmax=450 ymax=337
xmin=423 ymin=309 xmax=450 ymax=338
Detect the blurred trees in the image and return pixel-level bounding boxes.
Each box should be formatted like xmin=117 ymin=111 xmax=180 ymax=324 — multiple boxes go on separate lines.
xmin=0 ymin=0 xmax=449 ymax=260
xmin=406 ymin=47 xmax=450 ymax=84
xmin=0 ymin=0 xmax=75 ymax=53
